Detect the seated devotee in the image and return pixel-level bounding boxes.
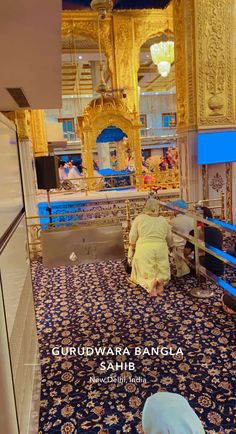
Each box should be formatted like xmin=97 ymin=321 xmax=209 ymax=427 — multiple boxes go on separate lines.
xmin=169 ymin=199 xmax=194 ymax=277
xmin=67 ymin=161 xmax=85 ymax=190
xmin=126 ymin=155 xmax=135 ymax=172
xmin=58 ymin=161 xmax=68 ymax=182
xmin=67 ymin=161 xmax=81 ymax=179
xmin=184 ymin=207 xmax=224 ymax=276
xmin=93 ymin=159 xmax=99 ymax=171
xmin=142 ymin=392 xmax=205 ymax=434
xmin=159 ymin=157 xmax=167 ymax=171
xmin=165 ymin=151 xmax=174 ymax=169
xmin=128 ymin=198 xmax=173 ymax=297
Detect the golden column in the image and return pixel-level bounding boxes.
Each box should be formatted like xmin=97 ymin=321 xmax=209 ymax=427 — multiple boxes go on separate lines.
xmin=173 ymin=0 xmax=235 ymax=214
xmin=15 ymin=109 xmax=31 ymax=141
xmin=30 ymin=109 xmax=48 ymax=156
xmin=83 ymin=126 xmax=95 ymax=178
xmin=116 ymin=140 xmax=127 ymax=170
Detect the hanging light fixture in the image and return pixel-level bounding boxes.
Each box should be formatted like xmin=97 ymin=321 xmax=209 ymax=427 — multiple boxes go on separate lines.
xmin=90 ymin=0 xmax=113 ymax=20
xmin=150 ymin=41 xmax=174 ymax=77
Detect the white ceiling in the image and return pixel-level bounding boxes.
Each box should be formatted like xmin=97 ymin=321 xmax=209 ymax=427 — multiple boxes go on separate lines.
xmin=0 ymin=0 xmax=62 ymax=110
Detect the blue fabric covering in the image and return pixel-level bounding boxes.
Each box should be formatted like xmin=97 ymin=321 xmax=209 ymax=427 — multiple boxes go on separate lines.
xmin=99 ymin=168 xmax=132 ymax=188
xmin=96 ymin=126 xmax=127 ymax=143
xmin=167 ymin=199 xmax=188 ymax=209
xmin=99 ymin=168 xmax=130 ymax=176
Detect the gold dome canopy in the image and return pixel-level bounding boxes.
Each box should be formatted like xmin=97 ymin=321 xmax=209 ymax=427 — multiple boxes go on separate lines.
xmin=88 ymin=94 xmax=116 ymax=109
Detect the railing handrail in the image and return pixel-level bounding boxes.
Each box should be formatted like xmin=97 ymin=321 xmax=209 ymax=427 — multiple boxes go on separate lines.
xmin=160 ymin=200 xmax=235 ymax=299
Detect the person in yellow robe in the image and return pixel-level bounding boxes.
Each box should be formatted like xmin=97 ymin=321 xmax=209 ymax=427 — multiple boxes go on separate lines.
xmin=128 ymin=199 xmax=173 ymax=297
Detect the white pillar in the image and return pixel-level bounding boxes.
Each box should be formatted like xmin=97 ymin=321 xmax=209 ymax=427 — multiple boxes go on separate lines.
xmin=18 ymin=139 xmax=38 ymax=217
xmin=97 ymin=142 xmax=111 ymax=169
xmin=0 ymin=287 xmax=19 ymax=433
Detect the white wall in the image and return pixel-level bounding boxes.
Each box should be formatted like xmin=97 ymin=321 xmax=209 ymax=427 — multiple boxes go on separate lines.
xmin=45 ymin=93 xmax=177 ymax=133
xmin=139 ymin=93 xmax=176 ymax=130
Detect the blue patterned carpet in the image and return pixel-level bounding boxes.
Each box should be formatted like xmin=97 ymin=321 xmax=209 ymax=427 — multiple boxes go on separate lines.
xmin=32 ymin=260 xmax=236 ymax=434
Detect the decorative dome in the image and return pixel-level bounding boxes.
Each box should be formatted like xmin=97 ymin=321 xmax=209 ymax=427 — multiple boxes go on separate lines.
xmin=88 ymin=94 xmax=116 ymax=109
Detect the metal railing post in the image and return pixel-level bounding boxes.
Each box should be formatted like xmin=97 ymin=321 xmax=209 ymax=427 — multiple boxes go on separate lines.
xmin=221 ymin=191 xmax=225 ymax=221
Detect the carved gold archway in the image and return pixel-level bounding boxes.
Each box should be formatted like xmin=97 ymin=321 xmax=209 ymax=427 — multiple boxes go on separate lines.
xmin=62 ymin=6 xmax=174 ymax=111
xmin=62 ymin=7 xmax=174 ymax=190
xmin=81 ymin=95 xmax=142 ymax=178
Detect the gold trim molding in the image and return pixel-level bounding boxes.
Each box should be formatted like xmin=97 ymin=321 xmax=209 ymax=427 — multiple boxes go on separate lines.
xmin=15 ymin=110 xmax=31 ymax=141
xmin=30 ymin=110 xmax=48 ymax=156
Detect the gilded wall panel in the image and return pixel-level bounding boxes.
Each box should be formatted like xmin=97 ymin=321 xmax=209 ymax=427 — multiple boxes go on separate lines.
xmin=15 ymin=110 xmax=31 ymax=141
xmin=196 ymin=0 xmax=234 ymax=126
xmin=134 ymin=5 xmax=173 ymax=49
xmin=173 ymin=0 xmax=188 ymax=131
xmin=112 ymin=15 xmax=142 ymax=112
xmin=30 ymin=110 xmax=48 ymax=156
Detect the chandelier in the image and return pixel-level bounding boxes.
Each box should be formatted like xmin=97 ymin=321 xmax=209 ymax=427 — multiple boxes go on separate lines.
xmin=150 ymin=41 xmax=174 ymax=77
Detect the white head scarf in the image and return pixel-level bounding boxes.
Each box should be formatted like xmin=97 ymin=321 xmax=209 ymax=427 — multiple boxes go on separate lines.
xmin=142 ymin=392 xmax=205 ymax=434
xmin=143 ymin=198 xmax=160 ymax=215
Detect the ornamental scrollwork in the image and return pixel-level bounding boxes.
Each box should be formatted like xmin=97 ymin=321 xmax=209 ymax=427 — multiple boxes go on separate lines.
xmin=225 ymin=162 xmax=232 ymax=222
xmin=15 ymin=110 xmax=31 ymax=141
xmin=209 ymin=172 xmax=224 ymax=192
xmin=197 ymin=0 xmax=234 ymax=124
xmin=173 ymin=0 xmax=188 ymax=130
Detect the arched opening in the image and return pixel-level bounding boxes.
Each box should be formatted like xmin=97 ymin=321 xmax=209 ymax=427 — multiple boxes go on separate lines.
xmin=138 ymin=34 xmax=178 ymax=175
xmin=95 ymin=126 xmax=128 ymax=172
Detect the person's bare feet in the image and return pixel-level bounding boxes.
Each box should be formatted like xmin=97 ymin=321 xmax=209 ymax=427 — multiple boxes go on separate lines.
xmin=150 ymin=279 xmax=164 ymax=297
xmin=156 ymin=279 xmax=164 ymax=296
xmin=150 ymin=280 xmax=158 ymax=297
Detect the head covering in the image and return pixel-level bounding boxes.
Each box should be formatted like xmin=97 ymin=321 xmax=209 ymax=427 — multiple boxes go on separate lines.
xmin=143 ymin=198 xmax=160 ymax=215
xmin=168 ymin=199 xmax=188 ymax=209
xmin=142 ymin=392 xmax=205 ymax=434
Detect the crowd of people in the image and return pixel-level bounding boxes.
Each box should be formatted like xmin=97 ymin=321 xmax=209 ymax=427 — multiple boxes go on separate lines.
xmin=127 ymin=198 xmax=236 ymax=314
xmin=159 ymin=148 xmax=178 ymax=171
xmin=58 ymin=160 xmax=102 ymax=189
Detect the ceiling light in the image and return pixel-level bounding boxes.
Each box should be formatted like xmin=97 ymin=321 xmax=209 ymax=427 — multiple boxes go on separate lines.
xmin=150 ymin=41 xmax=174 ymax=77
xmin=78 ymin=55 xmax=83 ymax=60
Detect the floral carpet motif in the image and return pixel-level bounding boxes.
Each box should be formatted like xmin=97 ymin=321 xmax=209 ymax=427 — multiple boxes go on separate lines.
xmin=31 ymin=260 xmax=236 ymax=434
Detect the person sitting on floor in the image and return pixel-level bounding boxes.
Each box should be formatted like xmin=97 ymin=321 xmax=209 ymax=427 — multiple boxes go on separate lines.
xmin=169 ymin=199 xmax=194 ymax=277
xmin=128 ymin=198 xmax=173 ymax=297
xmin=142 ymin=392 xmax=205 ymax=434
xmin=184 ymin=207 xmax=224 ymax=276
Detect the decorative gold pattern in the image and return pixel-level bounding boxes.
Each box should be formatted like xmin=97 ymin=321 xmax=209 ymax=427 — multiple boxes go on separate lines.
xmin=226 ymin=162 xmax=232 ymax=222
xmin=197 ymin=0 xmax=234 ymax=125
xmin=30 ymin=110 xmax=48 ymax=156
xmin=82 ymin=95 xmax=142 ymax=177
xmin=62 ymin=8 xmax=174 ymax=189
xmin=173 ymin=0 xmax=188 ymax=131
xmin=209 ymin=172 xmax=224 ymax=193
xmin=202 ymin=165 xmax=209 ymax=200
xmin=62 ymin=9 xmax=173 ymax=128
xmin=15 ymin=110 xmax=31 ymax=141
